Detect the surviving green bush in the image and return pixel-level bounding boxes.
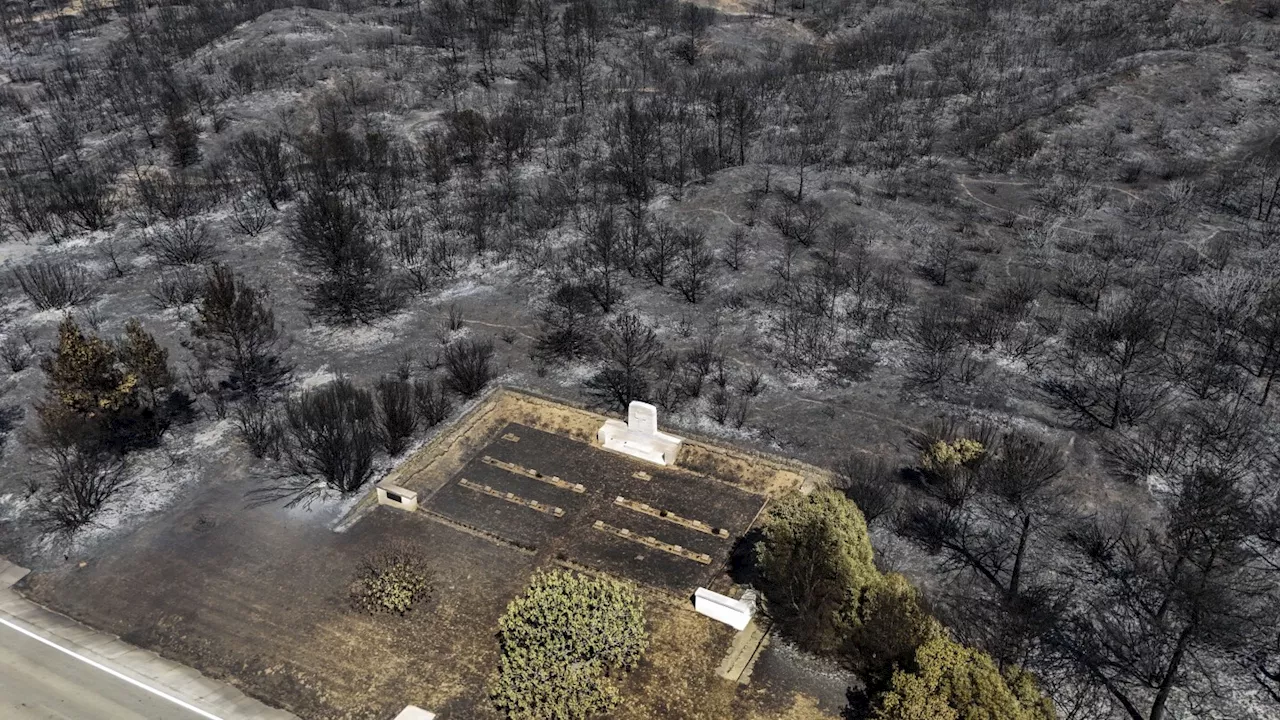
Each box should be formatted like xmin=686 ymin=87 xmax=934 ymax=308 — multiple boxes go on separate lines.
xmin=43 ymin=317 xmax=140 ymax=417
xmin=34 ymin=317 xmax=182 ymax=532
xmin=920 ymin=438 xmax=986 ymax=472
xmin=350 ymin=542 xmax=433 ymax=616
xmin=872 ymin=636 xmax=1056 ymax=720
xmin=753 ymin=485 xmax=1056 ymax=718
xmin=39 ymin=316 xmax=179 ymax=448
xmin=490 ymin=570 xmax=648 ymax=720
xmin=908 ymin=420 xmax=994 ymax=507
xmin=755 ymin=489 xmax=878 ymax=655
xmin=845 ymin=573 xmax=944 ymax=692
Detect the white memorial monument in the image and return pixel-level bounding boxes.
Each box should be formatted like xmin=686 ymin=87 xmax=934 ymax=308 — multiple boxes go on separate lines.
xmin=598 ymin=401 xmax=684 ymax=466
xmin=695 ymin=588 xmax=757 ymax=631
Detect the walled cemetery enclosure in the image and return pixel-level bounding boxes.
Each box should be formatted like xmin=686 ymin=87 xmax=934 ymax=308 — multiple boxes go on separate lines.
xmin=18 ymin=388 xmax=825 ymax=719
xmin=360 ymin=389 xmax=812 ymax=597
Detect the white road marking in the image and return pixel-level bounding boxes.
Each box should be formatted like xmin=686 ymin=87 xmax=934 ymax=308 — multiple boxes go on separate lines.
xmin=0 ymin=615 xmax=224 ymax=720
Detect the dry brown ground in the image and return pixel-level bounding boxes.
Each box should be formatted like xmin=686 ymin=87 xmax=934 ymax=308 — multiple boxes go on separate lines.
xmin=616 ymin=605 xmax=837 ymax=720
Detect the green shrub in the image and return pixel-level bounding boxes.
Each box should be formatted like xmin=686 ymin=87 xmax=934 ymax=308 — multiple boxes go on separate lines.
xmin=43 ymin=317 xmax=139 ymax=416
xmin=755 ymin=489 xmax=878 ymax=655
xmin=490 ymin=570 xmax=648 ymax=720
xmin=846 ymin=573 xmax=944 ymax=692
xmin=350 ymin=543 xmax=433 ymax=616
xmin=920 ymin=438 xmax=986 ymax=471
xmin=873 ymin=636 xmax=1056 ymax=720
xmin=909 ymin=420 xmax=994 ymax=506
xmin=32 ymin=317 xmax=182 ymax=532
xmin=120 ymin=319 xmax=175 ymax=404
xmin=39 ymin=316 xmax=178 ymax=449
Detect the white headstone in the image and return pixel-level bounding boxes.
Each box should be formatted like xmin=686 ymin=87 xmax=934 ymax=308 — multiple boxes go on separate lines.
xmin=628 ymin=401 xmax=659 ymax=436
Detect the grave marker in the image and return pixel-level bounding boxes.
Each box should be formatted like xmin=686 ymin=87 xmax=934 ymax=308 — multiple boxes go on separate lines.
xmin=629 ymin=402 xmax=658 ymax=436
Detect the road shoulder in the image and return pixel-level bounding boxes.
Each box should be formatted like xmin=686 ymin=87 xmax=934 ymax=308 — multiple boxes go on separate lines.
xmin=0 ymin=557 xmax=296 ymax=720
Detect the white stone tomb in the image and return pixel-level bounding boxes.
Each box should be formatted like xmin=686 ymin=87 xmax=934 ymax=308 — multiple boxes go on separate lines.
xmin=392 ymin=707 xmax=436 ymax=720
xmin=598 ymin=401 xmax=684 ymax=466
xmin=694 ymin=588 xmax=757 ymax=631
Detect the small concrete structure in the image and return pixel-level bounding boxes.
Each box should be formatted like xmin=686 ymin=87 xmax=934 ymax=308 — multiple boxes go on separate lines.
xmin=598 ymin=401 xmax=683 ymax=466
xmin=393 ymin=707 xmax=436 ymax=720
xmin=715 ymin=617 xmax=770 ymax=685
xmin=376 ymin=480 xmax=418 ymax=512
xmin=695 ymin=588 xmax=757 ymax=631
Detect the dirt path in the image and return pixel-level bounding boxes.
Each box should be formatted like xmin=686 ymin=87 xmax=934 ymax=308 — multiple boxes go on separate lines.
xmin=955 ymin=173 xmax=1226 ymax=261
xmin=423 ymin=312 xmax=537 ymax=341
xmin=959 ymin=174 xmax=1143 ymax=203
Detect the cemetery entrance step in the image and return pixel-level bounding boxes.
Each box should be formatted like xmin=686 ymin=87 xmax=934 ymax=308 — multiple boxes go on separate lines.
xmin=715 ymin=618 xmax=770 ymax=685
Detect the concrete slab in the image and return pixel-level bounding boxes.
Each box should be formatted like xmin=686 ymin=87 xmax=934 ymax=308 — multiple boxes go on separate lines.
xmin=174 ymin=676 xmax=230 ymax=701
xmin=45 ymin=623 xmax=104 ymax=646
xmin=78 ymin=636 xmax=137 ymax=659
xmin=0 ymin=599 xmax=42 ymax=621
xmin=393 ymin=705 xmax=437 ymax=720
xmin=193 ymin=685 xmax=245 ymax=706
xmin=715 ymin=618 xmax=770 ymax=684
xmin=155 ymin=667 xmax=210 ymax=696
xmin=115 ymin=647 xmax=162 ymax=667
xmin=0 ymin=558 xmax=31 ymax=585
xmin=0 ymin=565 xmax=31 ymax=588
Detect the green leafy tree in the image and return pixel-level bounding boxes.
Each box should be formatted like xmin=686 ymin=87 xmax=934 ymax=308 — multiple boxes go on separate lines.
xmin=846 ymin=573 xmax=945 ymax=691
xmin=755 ymin=489 xmax=878 ymax=654
xmin=907 ymin=420 xmax=995 ymax=507
xmin=120 ymin=319 xmax=175 ymax=406
xmin=40 ymin=317 xmax=180 ymax=446
xmin=43 ymin=317 xmax=138 ymax=417
xmin=34 ymin=318 xmax=179 ymax=531
xmin=490 ymin=570 xmax=648 ymax=720
xmin=873 ymin=636 xmax=1056 ymax=720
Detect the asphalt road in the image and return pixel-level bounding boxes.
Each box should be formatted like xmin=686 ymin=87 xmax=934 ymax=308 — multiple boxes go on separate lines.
xmin=0 ymin=621 xmax=208 ymax=720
